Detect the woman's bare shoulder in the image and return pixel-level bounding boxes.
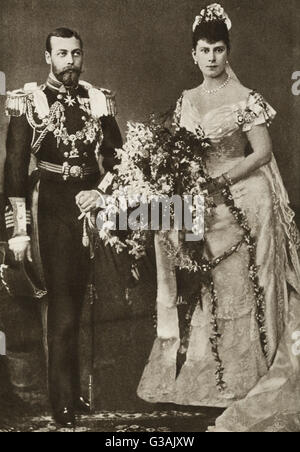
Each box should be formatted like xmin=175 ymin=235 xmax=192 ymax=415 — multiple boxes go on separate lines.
xmin=228 ymin=80 xmax=252 ymax=102
xmin=183 ymin=86 xmax=202 ymax=101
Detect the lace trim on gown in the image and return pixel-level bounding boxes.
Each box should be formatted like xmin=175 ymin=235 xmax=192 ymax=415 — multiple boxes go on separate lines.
xmin=138 ymin=89 xmax=300 ymax=432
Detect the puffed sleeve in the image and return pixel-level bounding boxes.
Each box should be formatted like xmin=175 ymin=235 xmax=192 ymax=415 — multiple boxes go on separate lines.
xmin=240 ymin=91 xmax=277 ymax=132
xmin=4 ymin=114 xmax=33 ymax=198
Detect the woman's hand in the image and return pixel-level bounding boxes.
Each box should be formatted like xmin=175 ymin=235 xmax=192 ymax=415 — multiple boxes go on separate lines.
xmin=202 ymin=176 xmax=226 ymax=195
xmin=201 ymin=177 xmax=229 ymax=206
xmin=202 ymin=180 xmax=219 ymax=195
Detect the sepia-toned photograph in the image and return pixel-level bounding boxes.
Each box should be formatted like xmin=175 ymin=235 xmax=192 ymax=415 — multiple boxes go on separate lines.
xmin=0 ymin=0 xmax=299 ymax=434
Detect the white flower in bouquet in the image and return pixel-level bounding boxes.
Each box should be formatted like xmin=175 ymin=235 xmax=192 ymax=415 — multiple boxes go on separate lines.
xmin=96 ymin=113 xmax=212 ymax=265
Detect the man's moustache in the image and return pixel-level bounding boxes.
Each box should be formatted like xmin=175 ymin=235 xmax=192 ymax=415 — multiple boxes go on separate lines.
xmin=60 ymin=68 xmax=82 ymax=76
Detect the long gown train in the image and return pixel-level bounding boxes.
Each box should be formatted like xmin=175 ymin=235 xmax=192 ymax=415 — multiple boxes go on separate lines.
xmin=137 ymin=89 xmax=300 ymax=432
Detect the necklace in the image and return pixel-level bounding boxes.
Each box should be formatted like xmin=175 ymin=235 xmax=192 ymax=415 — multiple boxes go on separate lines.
xmin=201 ymin=74 xmax=231 ymax=95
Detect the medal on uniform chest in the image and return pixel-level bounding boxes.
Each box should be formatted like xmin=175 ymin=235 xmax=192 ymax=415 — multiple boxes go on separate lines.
xmin=64 ymin=94 xmax=76 ymax=107
xmin=58 ymin=99 xmax=102 ymax=179
xmin=26 ymin=92 xmax=104 ymax=180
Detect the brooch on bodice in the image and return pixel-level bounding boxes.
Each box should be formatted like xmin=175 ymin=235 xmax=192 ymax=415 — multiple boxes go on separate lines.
xmin=236 ymin=107 xmax=257 ymax=127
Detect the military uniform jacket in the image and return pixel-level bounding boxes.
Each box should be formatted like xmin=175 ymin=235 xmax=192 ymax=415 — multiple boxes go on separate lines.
xmin=4 ymin=77 xmax=123 ymax=199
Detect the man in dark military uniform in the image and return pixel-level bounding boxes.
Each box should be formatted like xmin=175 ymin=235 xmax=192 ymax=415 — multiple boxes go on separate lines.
xmin=4 ymin=28 xmax=122 ymax=427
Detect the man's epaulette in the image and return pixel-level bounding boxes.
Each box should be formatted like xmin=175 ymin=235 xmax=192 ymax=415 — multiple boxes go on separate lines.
xmin=79 ymin=81 xmax=117 ymax=117
xmin=5 ymin=83 xmax=45 ymax=117
xmin=5 ymin=88 xmax=29 ymax=117
xmin=100 ymin=88 xmax=117 ymax=117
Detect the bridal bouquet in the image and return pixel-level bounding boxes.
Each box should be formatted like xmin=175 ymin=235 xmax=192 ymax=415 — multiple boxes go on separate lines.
xmin=96 ymin=114 xmax=213 ymax=261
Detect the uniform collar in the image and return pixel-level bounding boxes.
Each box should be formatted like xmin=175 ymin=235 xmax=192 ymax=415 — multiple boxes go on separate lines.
xmin=46 ymin=72 xmax=79 ymax=94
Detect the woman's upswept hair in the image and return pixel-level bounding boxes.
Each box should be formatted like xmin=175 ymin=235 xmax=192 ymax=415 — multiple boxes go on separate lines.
xmin=192 ymin=20 xmax=230 ymax=51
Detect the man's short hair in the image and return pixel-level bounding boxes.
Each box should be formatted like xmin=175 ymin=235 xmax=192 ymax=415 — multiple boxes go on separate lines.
xmin=46 ymin=27 xmax=83 ymax=53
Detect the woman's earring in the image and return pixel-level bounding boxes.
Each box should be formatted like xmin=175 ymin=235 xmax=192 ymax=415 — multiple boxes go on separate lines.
xmin=194 ymin=60 xmax=198 ymax=65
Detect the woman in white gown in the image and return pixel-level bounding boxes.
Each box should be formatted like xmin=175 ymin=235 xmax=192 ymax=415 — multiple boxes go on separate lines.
xmin=137 ymin=3 xmax=300 ymax=432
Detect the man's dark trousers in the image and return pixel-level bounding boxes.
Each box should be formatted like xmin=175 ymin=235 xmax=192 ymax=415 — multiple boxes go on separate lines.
xmin=38 ymin=173 xmax=98 ymax=411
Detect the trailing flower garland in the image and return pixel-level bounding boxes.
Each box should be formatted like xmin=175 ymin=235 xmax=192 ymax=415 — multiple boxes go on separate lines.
xmin=95 ymin=103 xmax=270 ymax=391
xmin=221 ymin=186 xmax=269 ymax=362
xmin=159 ymin=184 xmax=269 ymax=391
xmin=160 ymin=224 xmax=246 ymax=391
xmin=209 ymin=277 xmax=227 ymax=391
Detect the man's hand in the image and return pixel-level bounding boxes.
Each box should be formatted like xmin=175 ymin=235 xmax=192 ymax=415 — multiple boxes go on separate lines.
xmin=8 ymin=238 xmax=32 ymax=263
xmin=76 ymin=190 xmax=105 ymax=214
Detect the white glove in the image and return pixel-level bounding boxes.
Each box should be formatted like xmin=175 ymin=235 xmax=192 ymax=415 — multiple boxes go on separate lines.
xmin=8 ymin=236 xmax=32 ymax=263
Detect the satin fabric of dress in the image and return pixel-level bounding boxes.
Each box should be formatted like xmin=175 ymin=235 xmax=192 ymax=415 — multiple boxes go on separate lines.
xmin=137 ymin=90 xmax=300 ymax=432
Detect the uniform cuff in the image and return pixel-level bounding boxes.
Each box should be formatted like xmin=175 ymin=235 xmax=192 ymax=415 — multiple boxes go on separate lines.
xmin=97 ymin=172 xmax=115 ymax=193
